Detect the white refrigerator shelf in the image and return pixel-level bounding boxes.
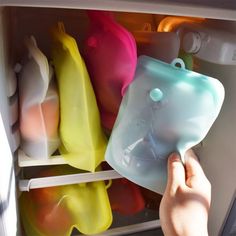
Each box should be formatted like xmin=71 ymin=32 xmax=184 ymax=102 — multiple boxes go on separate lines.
xmin=19 ymin=169 xmax=123 ymax=191
xmin=18 ymin=149 xmax=67 ymax=167
xmin=89 ymin=220 xmax=161 ymax=236
xmin=1 ymin=0 xmax=236 ymax=21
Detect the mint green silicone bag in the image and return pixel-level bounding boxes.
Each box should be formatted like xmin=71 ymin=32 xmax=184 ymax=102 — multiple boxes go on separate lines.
xmin=106 ymin=56 xmax=225 ymax=194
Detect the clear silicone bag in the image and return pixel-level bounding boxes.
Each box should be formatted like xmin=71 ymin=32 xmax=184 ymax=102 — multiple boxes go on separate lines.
xmin=20 ymin=166 xmax=112 ymax=236
xmin=51 ymin=23 xmax=107 ymax=172
xmin=106 ymin=56 xmax=225 ymax=194
xmin=19 ymin=36 xmax=60 ymax=158
xmin=84 ymin=11 xmax=137 ymax=131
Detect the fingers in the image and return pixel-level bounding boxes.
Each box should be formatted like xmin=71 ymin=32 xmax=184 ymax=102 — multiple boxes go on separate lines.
xmin=166 ymin=153 xmax=185 ymax=193
xmin=166 ymin=150 xmax=210 ymax=193
xmin=184 ymin=149 xmax=210 ymax=189
xmin=185 ymin=149 xmax=205 ymax=180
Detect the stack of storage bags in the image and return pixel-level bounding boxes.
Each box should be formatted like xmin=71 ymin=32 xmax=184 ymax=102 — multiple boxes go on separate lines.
xmin=19 ymin=11 xmax=146 ymax=236
xmin=18 ymin=12 xmax=223 ymax=235
xmin=104 ymin=15 xmax=224 ymax=194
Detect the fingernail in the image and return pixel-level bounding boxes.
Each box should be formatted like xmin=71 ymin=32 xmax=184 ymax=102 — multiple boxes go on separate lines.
xmin=169 ymin=153 xmax=181 ymax=162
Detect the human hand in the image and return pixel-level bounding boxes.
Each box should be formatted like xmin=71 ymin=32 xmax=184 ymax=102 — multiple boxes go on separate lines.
xmin=160 ymin=149 xmax=211 ymax=236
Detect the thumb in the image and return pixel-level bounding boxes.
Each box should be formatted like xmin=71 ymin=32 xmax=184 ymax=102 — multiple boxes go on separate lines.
xmin=185 ymin=149 xmax=206 ymax=188
xmin=166 ymin=153 xmax=186 ymax=193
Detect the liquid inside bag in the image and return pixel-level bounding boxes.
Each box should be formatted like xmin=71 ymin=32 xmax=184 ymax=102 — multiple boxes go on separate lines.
xmin=19 ymin=36 xmax=60 ymax=158
xmin=51 ymin=23 xmax=107 ymax=171
xmin=106 ymin=56 xmax=225 ymax=194
xmin=84 ymin=11 xmax=137 ymax=131
xmin=20 ymin=166 xmax=112 ymax=236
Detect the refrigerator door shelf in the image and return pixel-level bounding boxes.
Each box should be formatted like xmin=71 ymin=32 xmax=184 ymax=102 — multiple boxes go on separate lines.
xmin=18 ymin=149 xmax=66 ymax=167
xmin=1 ymin=0 xmax=236 ymax=21
xmin=18 ymin=170 xmax=122 ymax=192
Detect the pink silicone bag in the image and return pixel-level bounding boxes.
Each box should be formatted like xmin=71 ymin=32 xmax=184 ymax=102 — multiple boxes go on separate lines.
xmin=84 ymin=11 xmax=137 ymax=131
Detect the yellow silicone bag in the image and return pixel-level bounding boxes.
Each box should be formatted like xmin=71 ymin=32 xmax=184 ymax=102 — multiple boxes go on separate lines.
xmin=51 ymin=23 xmax=107 ymax=171
xmin=19 ymin=166 xmax=113 ymax=236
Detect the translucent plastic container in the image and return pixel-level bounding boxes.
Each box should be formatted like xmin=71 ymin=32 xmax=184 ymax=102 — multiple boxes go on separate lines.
xmin=132 ymin=31 xmax=180 ymax=63
xmin=176 ymin=23 xmax=236 ymax=65
xmin=157 ymin=16 xmax=205 ymax=33
xmin=157 ymin=16 xmax=205 ymax=69
xmin=18 ymin=36 xmax=60 ymax=158
xmin=106 ymin=56 xmax=225 ymax=194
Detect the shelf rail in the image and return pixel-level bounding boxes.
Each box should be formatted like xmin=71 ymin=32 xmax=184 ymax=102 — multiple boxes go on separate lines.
xmin=89 ymin=220 xmax=161 ymax=236
xmin=1 ymin=0 xmax=236 ymax=21
xmin=19 ymin=170 xmax=122 ymax=191
xmin=18 ymin=149 xmax=67 ymax=167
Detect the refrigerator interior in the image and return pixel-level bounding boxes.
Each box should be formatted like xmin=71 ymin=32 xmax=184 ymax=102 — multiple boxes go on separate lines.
xmin=0 ymin=2 xmax=236 ymax=236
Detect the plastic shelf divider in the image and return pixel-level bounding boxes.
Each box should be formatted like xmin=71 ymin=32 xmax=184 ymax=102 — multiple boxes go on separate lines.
xmin=88 ymin=220 xmax=161 ymax=236
xmin=19 ymin=169 xmax=123 ymax=191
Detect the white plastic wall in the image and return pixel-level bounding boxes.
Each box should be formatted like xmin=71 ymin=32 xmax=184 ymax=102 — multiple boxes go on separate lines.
xmin=197 ymin=61 xmax=236 ymax=236
xmin=0 ymin=7 xmax=18 ymax=236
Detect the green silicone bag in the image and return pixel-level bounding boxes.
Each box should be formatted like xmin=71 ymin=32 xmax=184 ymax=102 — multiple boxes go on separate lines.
xmin=51 ymin=23 xmax=107 ymax=172
xmin=106 ymin=56 xmax=225 ymax=193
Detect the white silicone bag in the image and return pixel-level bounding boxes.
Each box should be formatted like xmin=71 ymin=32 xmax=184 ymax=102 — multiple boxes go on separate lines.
xmin=19 ymin=36 xmax=60 ymax=158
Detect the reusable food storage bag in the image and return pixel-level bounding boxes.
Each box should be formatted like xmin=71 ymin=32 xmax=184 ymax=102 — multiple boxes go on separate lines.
xmin=84 ymin=11 xmax=137 ymax=131
xmin=108 ymin=178 xmax=145 ymax=215
xmin=19 ymin=36 xmax=59 ymax=158
xmin=133 ymin=30 xmax=180 ymax=63
xmin=20 ymin=166 xmax=112 ymax=236
xmin=102 ymin=163 xmax=145 ymax=215
xmin=51 ymin=23 xmax=107 ymax=171
xmin=106 ymin=56 xmax=225 ymax=194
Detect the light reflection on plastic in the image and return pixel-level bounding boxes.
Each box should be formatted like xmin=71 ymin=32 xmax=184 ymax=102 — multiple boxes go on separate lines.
xmin=157 ymin=16 xmax=205 ymax=32
xmin=176 ymin=81 xmax=194 ymax=91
